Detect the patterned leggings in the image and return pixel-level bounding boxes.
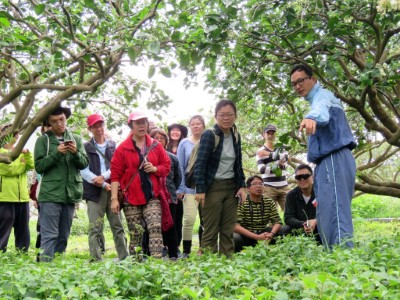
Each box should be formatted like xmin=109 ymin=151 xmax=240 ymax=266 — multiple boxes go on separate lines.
xmin=123 ymin=199 xmax=163 ymax=258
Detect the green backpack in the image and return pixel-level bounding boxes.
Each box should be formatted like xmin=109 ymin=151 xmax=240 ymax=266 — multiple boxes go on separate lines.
xmin=184 ymin=129 xmax=219 ymax=189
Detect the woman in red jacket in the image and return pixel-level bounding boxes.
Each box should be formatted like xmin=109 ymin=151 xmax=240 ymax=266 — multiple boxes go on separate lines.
xmin=110 ymin=110 xmax=170 ymax=258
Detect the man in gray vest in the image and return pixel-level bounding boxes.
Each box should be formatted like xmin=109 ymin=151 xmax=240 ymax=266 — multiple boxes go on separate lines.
xmin=81 ymin=114 xmax=128 ymax=261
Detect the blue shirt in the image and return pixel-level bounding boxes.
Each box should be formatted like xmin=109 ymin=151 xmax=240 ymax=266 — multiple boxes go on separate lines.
xmin=304 ymin=82 xmax=356 ymax=163
xmin=176 ymin=138 xmax=196 ymax=194
xmin=80 ymin=140 xmax=110 ymax=188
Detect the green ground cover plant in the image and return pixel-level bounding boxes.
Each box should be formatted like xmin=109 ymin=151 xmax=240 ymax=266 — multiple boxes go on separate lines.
xmin=2 ymin=196 xmax=399 ymax=299
xmin=1 ymin=226 xmax=399 ymax=299
xmin=352 ymin=195 xmax=400 ymax=219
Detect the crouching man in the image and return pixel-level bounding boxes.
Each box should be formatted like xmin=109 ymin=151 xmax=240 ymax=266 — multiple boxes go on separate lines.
xmin=234 ymin=175 xmax=282 ymax=252
xmin=281 ymin=164 xmax=321 ymax=244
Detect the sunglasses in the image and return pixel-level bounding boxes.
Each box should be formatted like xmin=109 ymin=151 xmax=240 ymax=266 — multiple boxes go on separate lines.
xmin=295 ymin=173 xmax=312 ymax=181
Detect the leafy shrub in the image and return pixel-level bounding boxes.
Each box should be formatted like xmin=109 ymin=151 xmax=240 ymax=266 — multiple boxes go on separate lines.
xmin=1 ymin=225 xmax=400 ymax=299
xmin=352 ymin=194 xmax=400 ymax=219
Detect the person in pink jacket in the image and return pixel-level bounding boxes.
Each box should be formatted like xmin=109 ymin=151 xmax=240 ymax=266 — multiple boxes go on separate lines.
xmin=110 ymin=110 xmax=170 ymax=258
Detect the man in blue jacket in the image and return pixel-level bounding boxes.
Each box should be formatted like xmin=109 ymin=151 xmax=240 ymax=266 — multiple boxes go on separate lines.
xmin=290 ymin=65 xmax=356 ymax=249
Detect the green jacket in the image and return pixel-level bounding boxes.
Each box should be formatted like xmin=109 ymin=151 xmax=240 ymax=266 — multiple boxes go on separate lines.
xmin=34 ymin=130 xmax=88 ymax=204
xmin=0 ymin=149 xmax=34 ymax=202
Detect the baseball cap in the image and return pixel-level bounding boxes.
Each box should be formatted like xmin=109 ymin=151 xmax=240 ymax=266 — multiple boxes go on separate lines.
xmin=87 ymin=114 xmax=104 ymax=127
xmin=127 ymin=109 xmax=148 ymax=125
xmin=264 ymin=124 xmax=277 ymax=133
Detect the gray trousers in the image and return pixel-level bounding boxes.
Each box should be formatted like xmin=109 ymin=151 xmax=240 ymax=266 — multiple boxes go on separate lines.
xmin=87 ymin=189 xmax=128 ymax=260
xmin=39 ymin=202 xmax=75 ymax=262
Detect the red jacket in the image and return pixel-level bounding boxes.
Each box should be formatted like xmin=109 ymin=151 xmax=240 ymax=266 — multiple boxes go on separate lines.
xmin=111 ymin=134 xmax=170 ymax=206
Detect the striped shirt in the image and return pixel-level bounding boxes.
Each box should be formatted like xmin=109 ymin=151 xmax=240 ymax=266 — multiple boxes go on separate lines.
xmin=256 ymin=145 xmax=288 ymax=187
xmin=237 ymin=195 xmax=282 ymax=232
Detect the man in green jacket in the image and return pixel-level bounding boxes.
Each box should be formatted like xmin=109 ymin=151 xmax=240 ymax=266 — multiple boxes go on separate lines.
xmin=34 ymin=106 xmax=88 ymax=262
xmin=0 ymin=124 xmax=34 ymax=252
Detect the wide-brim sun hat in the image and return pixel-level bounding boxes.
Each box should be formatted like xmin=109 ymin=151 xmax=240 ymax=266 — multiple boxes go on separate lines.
xmin=167 ymin=123 xmax=188 ymax=138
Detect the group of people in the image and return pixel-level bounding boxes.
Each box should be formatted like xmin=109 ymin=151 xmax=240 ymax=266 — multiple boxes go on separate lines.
xmin=0 ymin=64 xmax=357 ymax=261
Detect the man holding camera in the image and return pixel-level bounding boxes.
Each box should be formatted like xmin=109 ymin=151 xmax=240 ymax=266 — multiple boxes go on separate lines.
xmin=256 ymin=124 xmax=290 ymax=211
xmin=233 ymin=175 xmax=282 ymax=252
xmin=34 ymin=106 xmax=88 ymax=261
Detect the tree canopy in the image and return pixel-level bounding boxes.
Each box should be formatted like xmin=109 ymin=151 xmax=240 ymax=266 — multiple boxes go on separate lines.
xmin=1 ymin=0 xmax=399 ymax=197
xmin=180 ymin=0 xmax=400 ymax=197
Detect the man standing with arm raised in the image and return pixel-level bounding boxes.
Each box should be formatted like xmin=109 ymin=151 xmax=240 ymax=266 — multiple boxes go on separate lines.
xmin=290 ymin=64 xmax=357 ymax=249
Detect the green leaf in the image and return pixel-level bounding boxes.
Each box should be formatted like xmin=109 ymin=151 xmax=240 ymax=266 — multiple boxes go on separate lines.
xmin=111 ymin=44 xmax=123 ymax=52
xmin=178 ymin=51 xmax=190 ymax=67
xmin=148 ymin=41 xmax=160 ymax=54
xmin=127 ymin=47 xmax=140 ymax=62
xmin=0 ymin=17 xmax=10 ymax=27
xmin=160 ymin=67 xmax=172 ymax=78
xmin=85 ymin=0 xmax=96 ymax=9
xmin=190 ymin=51 xmax=202 ymax=65
xmin=34 ymin=4 xmax=46 ymax=15
xmin=148 ymin=65 xmax=155 ymax=78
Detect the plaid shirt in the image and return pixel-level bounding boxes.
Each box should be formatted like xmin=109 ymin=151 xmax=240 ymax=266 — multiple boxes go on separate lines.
xmin=194 ymin=124 xmax=246 ymax=193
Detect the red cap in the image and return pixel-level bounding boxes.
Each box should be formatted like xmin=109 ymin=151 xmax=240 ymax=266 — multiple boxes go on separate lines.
xmin=87 ymin=114 xmax=104 ymax=127
xmin=127 ymin=109 xmax=148 ymax=125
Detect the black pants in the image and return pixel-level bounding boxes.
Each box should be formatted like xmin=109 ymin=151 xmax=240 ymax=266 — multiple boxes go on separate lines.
xmin=0 ymin=202 xmax=30 ymax=252
xmin=175 ymin=199 xmax=183 ymax=247
xmin=233 ymin=228 xmax=278 ymax=253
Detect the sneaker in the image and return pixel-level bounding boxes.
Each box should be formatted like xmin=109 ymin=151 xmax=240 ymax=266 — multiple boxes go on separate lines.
xmin=162 ymin=246 xmax=168 ymax=257
xmin=181 ymin=253 xmax=189 ymax=259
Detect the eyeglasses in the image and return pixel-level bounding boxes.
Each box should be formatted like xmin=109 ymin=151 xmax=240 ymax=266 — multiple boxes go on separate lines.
xmin=217 ymin=113 xmax=236 ymax=119
xmin=291 ymin=77 xmax=311 ymax=88
xmin=250 ymin=182 xmax=264 ymax=186
xmin=295 ymin=174 xmax=312 ymax=181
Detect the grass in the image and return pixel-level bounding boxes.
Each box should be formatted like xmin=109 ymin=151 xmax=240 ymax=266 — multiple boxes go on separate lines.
xmin=2 ymin=195 xmax=400 ymax=298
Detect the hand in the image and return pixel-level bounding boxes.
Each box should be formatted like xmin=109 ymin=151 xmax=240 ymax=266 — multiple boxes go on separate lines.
xmin=143 ymin=162 xmax=157 ymax=173
xmin=303 ymin=219 xmax=317 ymax=234
xmin=195 ymin=193 xmax=206 ymax=207
xmin=32 ymin=200 xmax=39 ymax=209
xmin=57 ymin=143 xmax=69 ymax=154
xmin=65 ymin=142 xmax=77 ymax=154
xmin=111 ymin=198 xmax=120 ymax=214
xmin=255 ymin=232 xmax=269 ymax=241
xmin=236 ymin=188 xmax=246 ymax=205
xmin=92 ymin=175 xmax=105 ymax=187
xmin=264 ymin=232 xmax=276 ymax=241
xmin=104 ymin=183 xmax=112 ymax=192
xmin=177 ymin=193 xmax=185 ymax=200
xmin=299 ymin=119 xmax=317 ymax=136
xmin=257 ymin=149 xmax=270 ymax=158
xmin=22 ymin=149 xmax=29 ymax=154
